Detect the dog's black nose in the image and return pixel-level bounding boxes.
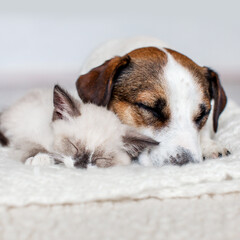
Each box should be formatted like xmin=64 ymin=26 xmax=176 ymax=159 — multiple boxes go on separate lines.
xmin=169 ymin=148 xmax=194 ymax=166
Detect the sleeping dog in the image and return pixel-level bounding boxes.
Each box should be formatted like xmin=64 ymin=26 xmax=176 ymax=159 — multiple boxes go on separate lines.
xmin=76 ymin=37 xmax=230 ymax=167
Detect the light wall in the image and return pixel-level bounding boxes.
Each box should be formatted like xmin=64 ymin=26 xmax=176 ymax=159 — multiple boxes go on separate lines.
xmin=0 ymin=0 xmax=240 ymax=88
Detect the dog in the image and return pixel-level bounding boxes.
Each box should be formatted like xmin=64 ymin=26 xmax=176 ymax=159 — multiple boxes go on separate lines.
xmin=76 ymin=37 xmax=230 ymax=167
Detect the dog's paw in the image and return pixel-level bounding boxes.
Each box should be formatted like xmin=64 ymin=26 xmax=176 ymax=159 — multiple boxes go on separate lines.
xmin=25 ymin=153 xmax=54 ymax=166
xmin=201 ymin=139 xmax=231 ymax=160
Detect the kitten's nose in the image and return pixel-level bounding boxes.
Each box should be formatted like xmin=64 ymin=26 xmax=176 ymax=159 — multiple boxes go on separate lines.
xmin=74 ymin=153 xmax=89 ymax=168
xmin=169 ymin=147 xmax=195 ymax=166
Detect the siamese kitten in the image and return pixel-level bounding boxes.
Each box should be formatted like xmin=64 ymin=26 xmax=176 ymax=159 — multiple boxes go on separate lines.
xmin=0 ymin=85 xmax=158 ymax=168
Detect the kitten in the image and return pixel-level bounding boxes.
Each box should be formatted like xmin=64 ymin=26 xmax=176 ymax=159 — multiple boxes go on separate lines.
xmin=0 ymin=85 xmax=158 ymax=168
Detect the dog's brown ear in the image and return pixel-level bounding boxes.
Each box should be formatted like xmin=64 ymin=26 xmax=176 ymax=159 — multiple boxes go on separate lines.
xmin=76 ymin=55 xmax=130 ymax=106
xmin=204 ymin=67 xmax=227 ymax=132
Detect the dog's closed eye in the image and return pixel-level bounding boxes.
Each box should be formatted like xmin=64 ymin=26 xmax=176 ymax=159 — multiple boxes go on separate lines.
xmin=194 ymin=104 xmax=211 ymax=127
xmin=135 ymin=102 xmax=167 ymax=122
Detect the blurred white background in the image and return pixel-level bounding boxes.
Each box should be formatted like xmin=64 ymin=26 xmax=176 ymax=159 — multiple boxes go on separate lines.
xmin=0 ymin=0 xmax=240 ymax=106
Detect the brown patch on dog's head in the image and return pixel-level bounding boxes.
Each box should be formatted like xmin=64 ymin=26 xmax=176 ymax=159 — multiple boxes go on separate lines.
xmin=109 ymin=47 xmax=171 ymax=129
xmin=76 ymin=47 xmax=170 ymax=129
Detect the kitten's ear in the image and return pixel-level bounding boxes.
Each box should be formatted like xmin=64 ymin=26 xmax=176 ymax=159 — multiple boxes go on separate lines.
xmin=53 ymin=85 xmax=81 ymax=121
xmin=122 ymin=128 xmax=159 ymax=158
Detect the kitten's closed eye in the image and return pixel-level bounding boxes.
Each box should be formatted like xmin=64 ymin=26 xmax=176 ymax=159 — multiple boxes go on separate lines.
xmin=94 ymin=157 xmax=114 ymax=168
xmin=56 ymin=138 xmax=79 ymax=156
xmin=67 ymin=140 xmax=79 ymax=155
xmin=90 ymin=150 xmax=115 ymax=168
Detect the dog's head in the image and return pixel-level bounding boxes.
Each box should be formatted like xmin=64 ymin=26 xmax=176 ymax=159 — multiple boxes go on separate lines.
xmin=76 ymin=47 xmax=227 ymax=166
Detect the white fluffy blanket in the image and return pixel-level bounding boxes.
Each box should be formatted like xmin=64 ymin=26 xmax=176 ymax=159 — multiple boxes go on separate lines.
xmin=0 ymin=100 xmax=240 ymax=207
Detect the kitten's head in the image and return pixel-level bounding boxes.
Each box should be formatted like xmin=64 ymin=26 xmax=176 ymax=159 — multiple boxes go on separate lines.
xmin=51 ymin=85 xmax=159 ymax=168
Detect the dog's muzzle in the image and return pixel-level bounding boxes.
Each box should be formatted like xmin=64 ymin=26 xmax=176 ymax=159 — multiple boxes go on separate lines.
xmin=138 ymin=140 xmax=202 ymax=167
xmin=138 ymin=128 xmax=203 ymax=167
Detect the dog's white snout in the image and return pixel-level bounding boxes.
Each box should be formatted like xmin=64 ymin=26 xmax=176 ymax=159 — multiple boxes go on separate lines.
xmin=138 ymin=128 xmax=203 ymax=167
xmin=171 ymin=130 xmax=203 ymax=162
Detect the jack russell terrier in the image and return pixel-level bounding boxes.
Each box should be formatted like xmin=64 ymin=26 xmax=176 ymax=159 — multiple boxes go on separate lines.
xmin=76 ymin=37 xmax=230 ymax=167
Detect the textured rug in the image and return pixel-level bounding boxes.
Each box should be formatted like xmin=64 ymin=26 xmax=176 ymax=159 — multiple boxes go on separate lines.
xmin=1 ymin=194 xmax=240 ymax=240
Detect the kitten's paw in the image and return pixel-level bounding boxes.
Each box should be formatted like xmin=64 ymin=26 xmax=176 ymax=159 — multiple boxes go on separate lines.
xmin=25 ymin=153 xmax=54 ymax=166
xmin=201 ymin=139 xmax=231 ymax=160
xmin=62 ymin=156 xmax=75 ymax=168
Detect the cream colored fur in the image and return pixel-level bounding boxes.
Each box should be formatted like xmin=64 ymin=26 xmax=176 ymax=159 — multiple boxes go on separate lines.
xmin=0 ymin=87 xmax=157 ymax=168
